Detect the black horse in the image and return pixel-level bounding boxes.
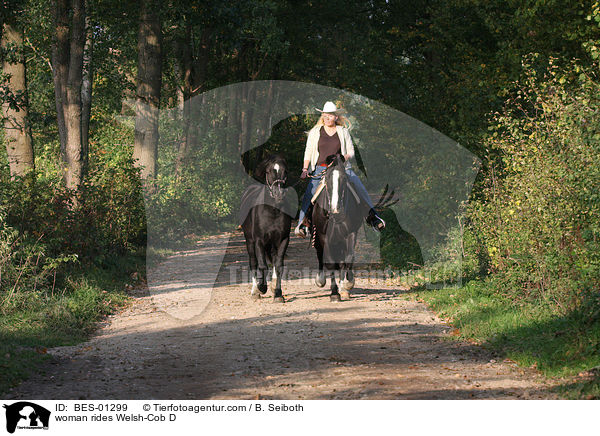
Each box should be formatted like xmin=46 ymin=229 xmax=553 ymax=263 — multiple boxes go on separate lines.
xmin=311 ymin=154 xmax=370 ymax=301
xmin=240 ymin=155 xmax=294 ymax=303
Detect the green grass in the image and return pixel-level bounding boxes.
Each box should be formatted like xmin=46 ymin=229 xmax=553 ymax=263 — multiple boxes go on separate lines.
xmin=414 ymin=278 xmax=600 ymax=399
xmin=0 ymin=253 xmax=144 ymax=395
xmin=363 ymin=213 xmax=600 ymax=399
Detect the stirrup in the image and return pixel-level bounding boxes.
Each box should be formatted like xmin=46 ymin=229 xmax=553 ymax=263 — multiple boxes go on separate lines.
xmin=373 ymin=215 xmax=386 ymax=231
xmin=366 ymin=212 xmax=385 ymax=231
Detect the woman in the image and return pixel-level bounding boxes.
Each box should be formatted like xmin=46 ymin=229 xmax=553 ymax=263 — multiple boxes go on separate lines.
xmin=294 ymin=101 xmax=385 ymax=238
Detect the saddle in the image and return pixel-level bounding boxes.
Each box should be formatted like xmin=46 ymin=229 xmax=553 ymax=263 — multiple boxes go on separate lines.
xmin=310 ymin=177 xmax=361 ymax=208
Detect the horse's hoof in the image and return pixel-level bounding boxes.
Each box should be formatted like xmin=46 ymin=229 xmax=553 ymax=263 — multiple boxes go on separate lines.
xmin=340 ymin=279 xmax=354 ymax=291
xmin=340 ymin=290 xmax=350 ymax=300
xmin=315 ymin=274 xmax=326 ymax=287
xmin=273 ymin=296 xmax=285 ymax=303
xmin=330 ymin=293 xmax=341 ymax=302
xmin=251 ymin=292 xmax=261 ymax=300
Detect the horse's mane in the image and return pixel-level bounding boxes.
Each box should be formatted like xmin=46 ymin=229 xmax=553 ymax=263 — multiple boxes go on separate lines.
xmin=325 ymin=153 xmax=345 ymax=166
xmin=254 ymin=154 xmax=287 ymax=183
xmin=315 ymin=156 xmax=352 ymax=213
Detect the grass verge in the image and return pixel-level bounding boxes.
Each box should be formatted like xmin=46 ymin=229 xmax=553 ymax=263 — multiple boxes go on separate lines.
xmin=0 ymin=253 xmax=144 ymax=396
xmin=413 ymin=278 xmax=600 ymax=399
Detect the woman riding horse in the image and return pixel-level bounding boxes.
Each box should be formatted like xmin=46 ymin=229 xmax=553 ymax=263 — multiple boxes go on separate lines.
xmin=294 ymin=101 xmax=385 ymax=238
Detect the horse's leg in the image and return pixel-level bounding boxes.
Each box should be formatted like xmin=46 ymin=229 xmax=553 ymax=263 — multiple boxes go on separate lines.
xmin=272 ymin=236 xmax=289 ymax=303
xmin=345 ymin=266 xmax=355 ymax=289
xmin=341 ymin=233 xmax=356 ymax=293
xmin=246 ymin=241 xmax=260 ymax=299
xmin=315 ymin=239 xmax=326 ymax=287
xmin=255 ymin=241 xmax=268 ymax=295
xmin=245 ymin=238 xmax=261 ymax=299
xmin=329 ymin=267 xmax=341 ymax=302
xmin=339 ymin=262 xmax=354 ymax=300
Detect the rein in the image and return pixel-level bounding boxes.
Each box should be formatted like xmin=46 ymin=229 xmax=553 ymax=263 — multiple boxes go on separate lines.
xmin=291 ymin=160 xmax=336 ymax=188
xmin=288 ymin=170 xmax=323 ymax=189
xmin=267 ymin=176 xmax=287 ymax=198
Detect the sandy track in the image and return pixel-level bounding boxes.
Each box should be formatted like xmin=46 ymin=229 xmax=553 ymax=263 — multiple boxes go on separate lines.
xmin=8 ymin=231 xmax=557 ymax=400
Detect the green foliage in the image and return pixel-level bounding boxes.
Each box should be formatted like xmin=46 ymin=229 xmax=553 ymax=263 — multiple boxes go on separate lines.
xmin=0 ymin=194 xmax=78 ymax=314
xmin=468 ymin=56 xmax=600 ymax=313
xmin=408 ymin=56 xmax=600 ymax=399
xmin=79 ymin=120 xmax=146 ymax=258
xmin=371 ymin=207 xmax=424 ymax=271
xmin=0 ymin=116 xmax=145 ymax=318
xmin=141 ymin=115 xmax=243 ymax=248
xmin=0 ymin=157 xmax=145 ymax=270
xmin=425 ymin=223 xmax=484 ymax=285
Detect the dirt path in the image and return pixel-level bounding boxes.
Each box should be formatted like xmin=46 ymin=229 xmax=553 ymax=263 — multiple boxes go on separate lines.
xmin=8 ymin=232 xmax=558 ymax=400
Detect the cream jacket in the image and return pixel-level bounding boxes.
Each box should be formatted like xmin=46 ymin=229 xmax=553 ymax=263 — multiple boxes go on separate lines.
xmin=303 ymin=125 xmax=354 ymax=172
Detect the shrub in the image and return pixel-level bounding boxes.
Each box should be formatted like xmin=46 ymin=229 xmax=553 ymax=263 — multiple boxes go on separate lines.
xmin=468 ymin=56 xmax=600 ymax=313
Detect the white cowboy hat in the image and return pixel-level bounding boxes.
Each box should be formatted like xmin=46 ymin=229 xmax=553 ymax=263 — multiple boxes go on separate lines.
xmin=315 ymin=101 xmax=344 ymax=113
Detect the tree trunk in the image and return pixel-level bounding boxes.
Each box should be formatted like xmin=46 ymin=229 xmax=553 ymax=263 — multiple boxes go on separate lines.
xmin=52 ymin=0 xmax=69 ymax=161
xmin=52 ymin=0 xmax=87 ymax=192
xmin=81 ymin=11 xmax=94 ymax=172
xmin=63 ymin=0 xmax=86 ymax=191
xmin=1 ymin=22 xmax=34 ymax=178
xmin=133 ymin=0 xmax=162 ymax=181
xmin=175 ymin=16 xmax=192 ymax=175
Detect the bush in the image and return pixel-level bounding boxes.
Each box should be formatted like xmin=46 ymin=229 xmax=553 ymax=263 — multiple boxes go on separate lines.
xmin=78 ymin=120 xmax=146 ymax=258
xmin=468 ymin=56 xmax=600 ymax=313
xmin=0 ymin=118 xmax=146 ymax=314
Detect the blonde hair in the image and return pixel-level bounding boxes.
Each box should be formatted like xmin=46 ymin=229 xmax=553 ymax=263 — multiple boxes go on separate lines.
xmin=313 ymin=112 xmax=351 ymax=130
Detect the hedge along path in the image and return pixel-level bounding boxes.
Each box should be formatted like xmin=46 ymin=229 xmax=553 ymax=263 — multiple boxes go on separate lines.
xmin=9 ymin=231 xmax=558 ymax=400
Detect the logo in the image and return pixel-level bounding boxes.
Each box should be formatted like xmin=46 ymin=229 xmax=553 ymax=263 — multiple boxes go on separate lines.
xmin=3 ymin=402 xmax=50 ymax=434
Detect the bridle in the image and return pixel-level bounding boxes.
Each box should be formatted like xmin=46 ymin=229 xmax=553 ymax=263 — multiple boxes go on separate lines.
xmin=266 ymin=166 xmax=287 ymax=199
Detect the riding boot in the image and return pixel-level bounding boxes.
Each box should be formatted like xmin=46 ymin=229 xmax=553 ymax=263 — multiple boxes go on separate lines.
xmin=294 ymin=204 xmax=314 ymax=238
xmin=365 ymin=208 xmax=386 ymax=231
xmin=294 ymin=224 xmax=307 ymax=238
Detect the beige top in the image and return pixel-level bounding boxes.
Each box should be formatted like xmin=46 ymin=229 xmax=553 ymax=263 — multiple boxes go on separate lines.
xmin=303 ymin=125 xmax=354 ymax=172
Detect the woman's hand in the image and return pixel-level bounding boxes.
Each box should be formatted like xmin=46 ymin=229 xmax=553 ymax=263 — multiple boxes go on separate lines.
xmin=300 ymin=168 xmax=309 ymax=179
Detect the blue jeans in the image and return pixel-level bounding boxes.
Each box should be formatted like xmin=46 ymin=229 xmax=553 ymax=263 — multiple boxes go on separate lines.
xmin=296 ymin=166 xmax=375 ymax=227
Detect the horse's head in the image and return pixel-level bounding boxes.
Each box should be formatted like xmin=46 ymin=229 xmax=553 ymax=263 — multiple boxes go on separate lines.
xmin=256 ymin=154 xmax=288 ymax=203
xmin=323 ymin=154 xmax=349 ymax=220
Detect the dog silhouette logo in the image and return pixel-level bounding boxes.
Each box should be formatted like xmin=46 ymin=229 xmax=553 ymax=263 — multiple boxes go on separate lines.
xmin=3 ymin=402 xmax=50 ymax=433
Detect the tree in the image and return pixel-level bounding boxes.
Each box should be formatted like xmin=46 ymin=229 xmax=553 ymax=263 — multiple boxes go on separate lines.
xmin=1 ymin=17 xmax=35 ymax=178
xmin=81 ymin=12 xmax=94 ymax=171
xmin=52 ymin=0 xmax=88 ymax=191
xmin=133 ymin=0 xmax=162 ymax=181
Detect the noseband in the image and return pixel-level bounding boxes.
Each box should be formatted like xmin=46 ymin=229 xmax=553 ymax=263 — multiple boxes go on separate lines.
xmin=266 ymin=167 xmax=287 ymax=199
